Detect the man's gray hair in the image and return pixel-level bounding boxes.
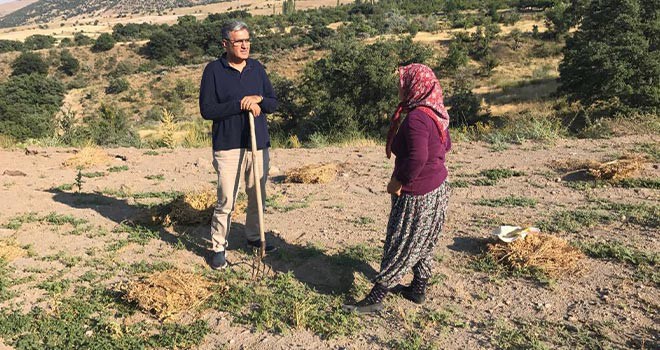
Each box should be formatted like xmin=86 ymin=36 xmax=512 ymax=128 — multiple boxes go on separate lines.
xmin=221 ymin=21 xmax=249 ymax=40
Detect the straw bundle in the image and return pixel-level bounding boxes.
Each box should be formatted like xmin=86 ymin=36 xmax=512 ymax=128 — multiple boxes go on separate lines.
xmin=0 ymin=240 xmax=26 ymax=261
xmin=164 ymin=189 xmax=215 ymax=225
xmin=160 ymin=189 xmax=246 ymax=225
xmin=487 ymin=233 xmax=584 ymax=277
xmin=285 ymin=163 xmax=338 ymax=184
xmin=588 ymin=155 xmax=644 ymax=180
xmin=122 ymin=269 xmax=219 ymax=320
xmin=63 ymin=147 xmax=113 ymax=169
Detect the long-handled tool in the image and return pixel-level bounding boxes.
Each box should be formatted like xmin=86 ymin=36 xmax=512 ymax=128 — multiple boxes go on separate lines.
xmin=248 ymin=111 xmax=268 ymax=278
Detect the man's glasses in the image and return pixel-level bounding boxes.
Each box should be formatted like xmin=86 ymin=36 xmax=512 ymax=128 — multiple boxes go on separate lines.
xmin=227 ymin=39 xmax=251 ymax=47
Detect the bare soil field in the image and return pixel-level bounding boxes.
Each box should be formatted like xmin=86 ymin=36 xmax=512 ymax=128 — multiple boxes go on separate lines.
xmin=0 ymin=135 xmax=658 ymax=349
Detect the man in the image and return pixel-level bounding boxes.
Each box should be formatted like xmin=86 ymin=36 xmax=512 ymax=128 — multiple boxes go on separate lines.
xmin=199 ymin=20 xmax=278 ymax=270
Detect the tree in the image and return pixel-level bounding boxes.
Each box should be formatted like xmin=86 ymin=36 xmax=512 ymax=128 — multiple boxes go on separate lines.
xmin=441 ymin=40 xmax=469 ymax=73
xmin=294 ymin=37 xmax=434 ymax=138
xmin=559 ymin=0 xmax=660 ymax=112
xmin=11 ymin=52 xmax=48 ymax=76
xmin=59 ymin=50 xmax=79 ymax=76
xmin=144 ymin=30 xmax=179 ymax=61
xmin=544 ymin=1 xmax=572 ymax=38
xmin=91 ymin=33 xmax=115 ymax=52
xmin=0 ymin=74 xmax=65 ymax=140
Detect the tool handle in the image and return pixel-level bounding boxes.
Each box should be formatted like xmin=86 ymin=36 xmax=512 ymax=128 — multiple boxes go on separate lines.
xmin=248 ymin=112 xmax=266 ymax=258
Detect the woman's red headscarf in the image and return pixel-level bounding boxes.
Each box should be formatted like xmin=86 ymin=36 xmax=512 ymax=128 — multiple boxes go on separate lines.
xmin=385 ymin=63 xmax=450 ymax=159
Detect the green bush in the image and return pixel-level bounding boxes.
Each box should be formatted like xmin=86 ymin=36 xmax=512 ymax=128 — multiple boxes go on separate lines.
xmin=80 ymin=105 xmax=140 ymax=147
xmin=74 ymin=33 xmax=94 ymax=46
xmin=447 ymin=77 xmax=482 ymax=126
xmin=58 ymin=38 xmax=74 ymax=48
xmin=23 ymin=34 xmax=56 ymax=50
xmin=0 ymin=39 xmax=23 ymax=53
xmin=0 ymin=74 xmax=65 ymax=140
xmin=441 ymin=40 xmax=469 ymax=73
xmin=106 ymin=78 xmax=129 ymax=94
xmin=108 ymin=60 xmax=136 ymax=78
xmin=91 ymin=33 xmax=115 ymax=52
xmin=59 ymin=50 xmax=79 ymax=76
xmin=144 ymin=30 xmax=179 ymax=61
xmin=11 ymin=52 xmax=48 ymax=76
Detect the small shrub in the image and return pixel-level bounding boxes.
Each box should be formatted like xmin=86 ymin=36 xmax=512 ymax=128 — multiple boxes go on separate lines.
xmin=91 ymin=33 xmax=115 ymax=52
xmin=11 ymin=52 xmax=48 ymax=76
xmin=59 ymin=50 xmax=79 ymax=76
xmin=106 ymin=77 xmax=129 ymax=94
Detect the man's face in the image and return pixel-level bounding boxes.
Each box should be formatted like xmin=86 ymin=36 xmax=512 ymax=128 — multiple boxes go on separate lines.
xmin=223 ymin=29 xmax=250 ymax=61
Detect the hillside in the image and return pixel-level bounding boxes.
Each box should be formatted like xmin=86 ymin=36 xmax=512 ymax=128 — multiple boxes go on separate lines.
xmin=0 ymin=0 xmax=229 ymax=28
xmin=0 ymin=0 xmax=38 ymax=18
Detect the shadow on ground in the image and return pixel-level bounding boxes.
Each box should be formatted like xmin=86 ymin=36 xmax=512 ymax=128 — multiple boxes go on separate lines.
xmin=49 ymin=189 xmax=378 ymax=296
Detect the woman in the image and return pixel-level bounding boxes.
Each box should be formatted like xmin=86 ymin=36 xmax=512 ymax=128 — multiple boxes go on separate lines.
xmin=344 ymin=63 xmax=451 ymax=314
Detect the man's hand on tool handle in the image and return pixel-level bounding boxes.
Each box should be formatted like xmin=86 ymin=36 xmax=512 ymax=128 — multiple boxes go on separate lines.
xmin=241 ymin=95 xmax=263 ymax=117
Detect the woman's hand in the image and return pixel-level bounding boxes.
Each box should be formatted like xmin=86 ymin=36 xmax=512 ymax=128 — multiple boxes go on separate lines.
xmin=387 ymin=177 xmax=402 ymax=196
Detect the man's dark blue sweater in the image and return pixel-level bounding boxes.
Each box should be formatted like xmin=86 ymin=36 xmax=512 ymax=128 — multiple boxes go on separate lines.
xmin=199 ymin=54 xmax=278 ymax=151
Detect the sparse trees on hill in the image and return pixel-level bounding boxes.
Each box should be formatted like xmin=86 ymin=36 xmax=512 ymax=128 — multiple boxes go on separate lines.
xmin=11 ymin=52 xmax=48 ymax=76
xmin=559 ymin=0 xmax=660 ymax=113
xmin=91 ymin=33 xmax=116 ymax=52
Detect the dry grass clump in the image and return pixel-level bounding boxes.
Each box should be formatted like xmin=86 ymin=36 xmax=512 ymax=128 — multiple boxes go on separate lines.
xmin=548 ymin=158 xmax=600 ymax=173
xmin=588 ymin=155 xmax=644 ymax=180
xmin=62 ymin=147 xmax=113 ymax=169
xmin=158 ymin=189 xmax=246 ymax=226
xmin=487 ymin=233 xmax=584 ymax=277
xmin=162 ymin=189 xmax=216 ymax=225
xmin=550 ymin=155 xmax=645 ymax=180
xmin=285 ymin=163 xmax=339 ymax=184
xmin=0 ymin=240 xmax=26 ymax=261
xmin=122 ymin=269 xmax=219 ymax=320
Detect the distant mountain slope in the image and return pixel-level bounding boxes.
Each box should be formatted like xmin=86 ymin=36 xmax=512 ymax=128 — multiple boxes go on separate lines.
xmin=0 ymin=1 xmax=39 ymax=18
xmin=0 ymin=0 xmax=228 ymax=28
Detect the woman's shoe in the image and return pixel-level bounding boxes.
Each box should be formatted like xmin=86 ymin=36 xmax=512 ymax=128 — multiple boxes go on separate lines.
xmin=342 ymin=283 xmax=388 ymax=314
xmin=390 ymin=277 xmax=427 ymax=304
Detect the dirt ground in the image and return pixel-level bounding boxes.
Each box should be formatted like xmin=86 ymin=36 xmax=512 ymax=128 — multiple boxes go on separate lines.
xmin=0 ymin=134 xmax=658 ymax=349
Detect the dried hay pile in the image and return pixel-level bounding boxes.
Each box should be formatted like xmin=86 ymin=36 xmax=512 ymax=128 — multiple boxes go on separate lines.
xmin=487 ymin=233 xmax=584 ymax=277
xmin=162 ymin=189 xmax=215 ymax=225
xmin=550 ymin=155 xmax=645 ymax=180
xmin=588 ymin=155 xmax=644 ymax=180
xmin=158 ymin=189 xmax=246 ymax=226
xmin=0 ymin=240 xmax=26 ymax=261
xmin=548 ymin=158 xmax=600 ymax=173
xmin=63 ymin=147 xmax=113 ymax=169
xmin=122 ymin=269 xmax=219 ymax=320
xmin=285 ymin=163 xmax=339 ymax=184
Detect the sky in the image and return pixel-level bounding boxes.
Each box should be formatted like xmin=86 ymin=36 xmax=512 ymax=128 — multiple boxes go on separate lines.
xmin=0 ymin=0 xmax=16 ymax=5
